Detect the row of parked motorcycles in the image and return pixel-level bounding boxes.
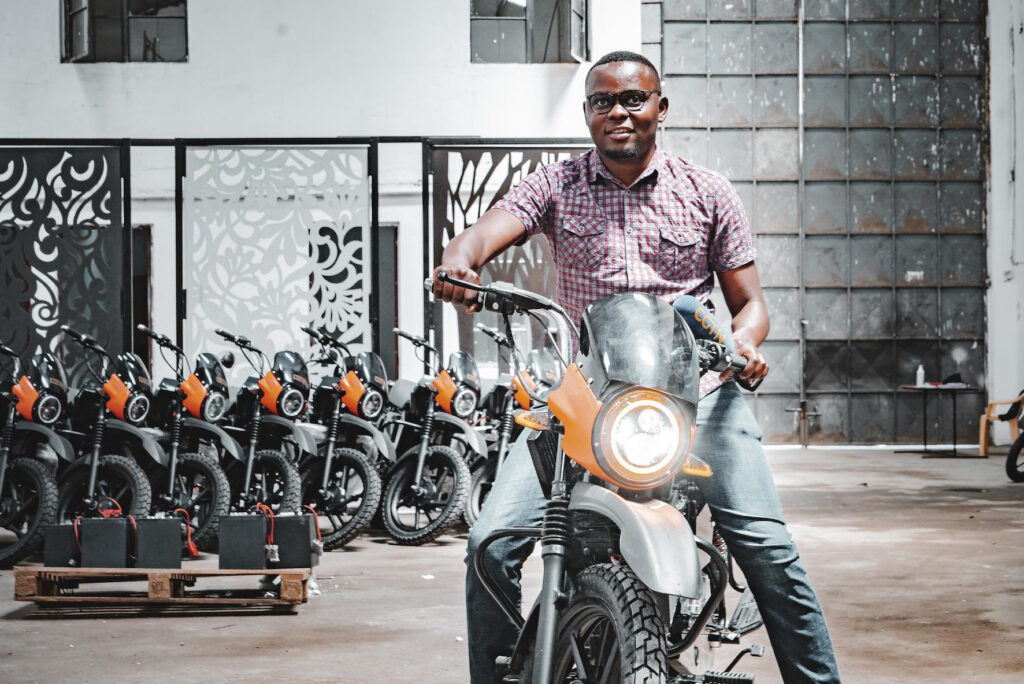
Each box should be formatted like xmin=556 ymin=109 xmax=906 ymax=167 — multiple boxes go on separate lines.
xmin=0 ymin=319 xmax=561 ymax=568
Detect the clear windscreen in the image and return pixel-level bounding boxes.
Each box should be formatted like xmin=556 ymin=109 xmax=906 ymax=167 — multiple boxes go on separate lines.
xmin=581 ymin=293 xmax=699 ymax=404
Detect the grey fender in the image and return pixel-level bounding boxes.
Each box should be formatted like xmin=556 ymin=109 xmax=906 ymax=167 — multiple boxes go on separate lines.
xmin=181 ymin=416 xmax=245 ymax=463
xmin=569 ymin=481 xmax=703 ymax=599
xmin=104 ymin=419 xmax=169 ymax=468
xmin=337 ymin=413 xmax=396 ymax=464
xmin=13 ymin=422 xmax=76 ymax=467
xmin=431 ymin=413 xmax=488 ymax=461
xmin=259 ymin=414 xmax=318 ymax=457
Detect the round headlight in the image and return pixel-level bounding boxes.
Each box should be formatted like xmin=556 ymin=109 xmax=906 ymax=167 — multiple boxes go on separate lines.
xmin=124 ymin=392 xmax=151 ymax=425
xmin=35 ymin=393 xmax=63 ymax=425
xmin=359 ymin=388 xmax=384 ymax=420
xmin=278 ymin=386 xmax=306 ymax=419
xmin=451 ymin=388 xmax=477 ymax=419
xmin=201 ymin=391 xmax=227 ymax=422
xmin=595 ymin=389 xmax=692 ymax=489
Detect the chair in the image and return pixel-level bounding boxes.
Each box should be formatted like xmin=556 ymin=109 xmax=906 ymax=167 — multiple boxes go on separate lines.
xmin=979 ymin=388 xmax=1024 ymax=455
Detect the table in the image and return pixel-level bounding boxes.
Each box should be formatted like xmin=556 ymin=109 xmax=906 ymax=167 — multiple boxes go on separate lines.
xmin=898 ymin=384 xmax=983 ymax=458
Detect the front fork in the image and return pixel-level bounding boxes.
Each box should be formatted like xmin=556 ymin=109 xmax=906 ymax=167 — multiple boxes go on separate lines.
xmin=319 ymin=400 xmax=341 ymax=491
xmin=241 ymin=403 xmax=263 ymax=505
xmin=532 ymin=496 xmax=572 ymax=684
xmin=495 ymin=393 xmax=516 ymax=470
xmin=85 ymin=403 xmax=108 ymax=508
xmin=0 ymin=403 xmax=16 ymax=497
xmin=411 ymin=399 xmax=436 ymax=492
xmin=165 ymin=406 xmax=184 ymax=500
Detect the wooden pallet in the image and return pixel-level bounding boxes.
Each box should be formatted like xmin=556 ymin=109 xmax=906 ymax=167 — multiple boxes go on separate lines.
xmin=13 ymin=566 xmax=312 ymax=609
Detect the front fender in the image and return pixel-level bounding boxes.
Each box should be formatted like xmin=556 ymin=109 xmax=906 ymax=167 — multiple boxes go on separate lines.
xmin=431 ymin=413 xmax=488 ymax=460
xmin=13 ymin=422 xmax=76 ymax=467
xmin=181 ymin=417 xmax=245 ymax=463
xmin=259 ymin=414 xmax=318 ymax=457
xmin=569 ymin=481 xmax=702 ymax=598
xmin=104 ymin=419 xmax=169 ymax=468
xmin=337 ymin=413 xmax=397 ymax=464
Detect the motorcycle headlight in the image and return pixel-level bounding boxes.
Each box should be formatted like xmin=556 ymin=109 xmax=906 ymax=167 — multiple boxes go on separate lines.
xmin=451 ymin=388 xmax=477 ymax=419
xmin=594 ymin=389 xmax=693 ymax=489
xmin=201 ymin=391 xmax=227 ymax=422
xmin=278 ymin=386 xmax=306 ymax=419
xmin=34 ymin=393 xmax=63 ymax=425
xmin=124 ymin=392 xmax=151 ymax=425
xmin=359 ymin=388 xmax=384 ymax=420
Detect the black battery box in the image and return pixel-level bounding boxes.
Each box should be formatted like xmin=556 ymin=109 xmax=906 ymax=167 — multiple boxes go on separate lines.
xmin=272 ymin=513 xmax=322 ymax=569
xmin=219 ymin=514 xmax=268 ymax=569
xmin=43 ymin=523 xmax=80 ymax=567
xmin=80 ymin=517 xmax=133 ymax=568
xmin=136 ymin=517 xmax=183 ymax=569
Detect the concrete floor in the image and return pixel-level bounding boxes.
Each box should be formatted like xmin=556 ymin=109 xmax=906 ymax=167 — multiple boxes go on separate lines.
xmin=1 ymin=447 xmax=1023 ymax=683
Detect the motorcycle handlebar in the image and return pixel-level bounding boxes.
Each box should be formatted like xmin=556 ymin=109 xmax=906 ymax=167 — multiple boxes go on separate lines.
xmin=476 ymin=324 xmax=509 ymax=347
xmin=300 ymin=325 xmax=322 ymax=342
xmin=0 ymin=343 xmax=16 ymax=358
xmin=393 ymin=327 xmax=437 ymax=355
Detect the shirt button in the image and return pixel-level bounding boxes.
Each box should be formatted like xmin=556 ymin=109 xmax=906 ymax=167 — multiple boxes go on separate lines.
xmin=625 ymin=227 xmax=633 ymax=235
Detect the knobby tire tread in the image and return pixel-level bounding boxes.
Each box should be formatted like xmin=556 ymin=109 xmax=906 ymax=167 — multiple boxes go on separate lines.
xmin=0 ymin=458 xmax=58 ymax=568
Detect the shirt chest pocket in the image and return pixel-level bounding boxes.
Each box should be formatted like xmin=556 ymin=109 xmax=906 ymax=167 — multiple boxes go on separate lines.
xmin=557 ymin=217 xmax=607 ymax=271
xmin=655 ymin=225 xmax=702 ymax=280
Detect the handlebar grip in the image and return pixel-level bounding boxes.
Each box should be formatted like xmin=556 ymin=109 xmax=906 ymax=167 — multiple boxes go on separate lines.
xmin=214 ymin=329 xmax=236 ymax=342
xmin=300 ymin=325 xmax=320 ymax=340
xmin=0 ymin=343 xmax=16 ymax=357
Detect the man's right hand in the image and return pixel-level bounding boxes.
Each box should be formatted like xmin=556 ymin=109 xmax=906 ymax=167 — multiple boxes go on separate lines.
xmin=431 ymin=263 xmax=483 ymax=313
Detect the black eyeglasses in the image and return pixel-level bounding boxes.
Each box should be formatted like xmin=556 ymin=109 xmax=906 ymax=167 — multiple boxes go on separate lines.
xmin=585 ymin=89 xmax=661 ymax=114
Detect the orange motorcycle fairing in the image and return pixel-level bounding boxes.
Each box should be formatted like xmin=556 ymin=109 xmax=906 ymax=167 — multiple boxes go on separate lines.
xmin=432 ymin=369 xmax=458 ymax=414
xmin=338 ymin=370 xmax=366 ymax=415
xmin=180 ymin=373 xmax=208 ymax=419
xmin=512 ymin=371 xmax=537 ymax=410
xmin=102 ymin=374 xmax=131 ymax=421
xmin=545 ymin=363 xmax=616 ymax=483
xmin=257 ymin=371 xmax=284 ymax=415
xmin=12 ymin=376 xmax=39 ymax=421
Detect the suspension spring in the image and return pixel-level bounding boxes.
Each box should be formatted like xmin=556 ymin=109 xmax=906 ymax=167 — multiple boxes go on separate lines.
xmin=498 ymin=408 xmax=515 ymax=442
xmin=248 ymin=412 xmax=260 ymax=448
xmin=712 ymin=525 xmax=729 ymax=564
xmin=1 ymin=416 xmax=13 ymax=448
xmin=170 ymin=413 xmax=183 ymax=447
xmin=92 ymin=416 xmax=106 ymax=453
xmin=420 ymin=410 xmax=435 ymax=444
xmin=541 ymin=498 xmax=572 ymax=547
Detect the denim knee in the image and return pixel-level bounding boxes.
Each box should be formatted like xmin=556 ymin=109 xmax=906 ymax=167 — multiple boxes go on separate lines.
xmin=721 ymin=519 xmax=800 ymax=575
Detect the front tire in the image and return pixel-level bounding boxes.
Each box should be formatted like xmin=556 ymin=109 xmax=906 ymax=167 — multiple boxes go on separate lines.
xmin=518 ymin=563 xmax=668 ymax=684
xmin=382 ymin=445 xmax=469 ymax=545
xmin=302 ymin=447 xmax=382 ymax=550
xmin=464 ymin=458 xmax=497 ymax=528
xmin=0 ymin=458 xmax=59 ymax=568
xmin=244 ymin=449 xmax=301 ymax=514
xmin=164 ymin=452 xmax=231 ymax=551
xmin=1006 ymin=432 xmax=1024 ymax=482
xmin=57 ymin=454 xmax=153 ymax=521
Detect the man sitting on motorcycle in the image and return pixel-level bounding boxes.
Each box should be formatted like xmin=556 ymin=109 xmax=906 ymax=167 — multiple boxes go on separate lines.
xmin=431 ymin=50 xmax=841 ymax=684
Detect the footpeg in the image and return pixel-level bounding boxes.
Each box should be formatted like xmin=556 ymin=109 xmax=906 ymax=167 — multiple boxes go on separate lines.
xmin=727 ymin=587 xmax=764 ymax=635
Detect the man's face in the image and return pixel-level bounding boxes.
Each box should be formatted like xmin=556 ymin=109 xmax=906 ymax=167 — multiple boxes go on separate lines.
xmin=584 ymin=61 xmax=668 ymax=161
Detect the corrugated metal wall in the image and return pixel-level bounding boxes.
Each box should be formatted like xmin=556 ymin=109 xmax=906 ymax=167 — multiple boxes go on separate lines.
xmin=642 ymin=0 xmax=987 ymax=444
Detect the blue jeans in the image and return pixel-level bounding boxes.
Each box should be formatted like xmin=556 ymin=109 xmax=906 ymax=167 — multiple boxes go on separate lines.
xmin=465 ymin=382 xmax=840 ymax=683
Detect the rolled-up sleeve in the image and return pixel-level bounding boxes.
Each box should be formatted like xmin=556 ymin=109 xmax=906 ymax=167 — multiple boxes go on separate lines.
xmin=708 ymin=174 xmax=756 ymax=272
xmin=492 ymin=165 xmax=555 ymax=238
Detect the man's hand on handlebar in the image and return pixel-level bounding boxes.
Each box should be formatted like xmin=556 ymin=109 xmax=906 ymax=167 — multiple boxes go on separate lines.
xmin=431 ymin=263 xmax=482 ymax=314
xmin=724 ymin=332 xmax=769 ymax=383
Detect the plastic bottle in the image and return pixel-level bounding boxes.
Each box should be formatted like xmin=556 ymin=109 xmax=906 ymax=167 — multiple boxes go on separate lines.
xmin=915 ymin=364 xmax=925 ymax=387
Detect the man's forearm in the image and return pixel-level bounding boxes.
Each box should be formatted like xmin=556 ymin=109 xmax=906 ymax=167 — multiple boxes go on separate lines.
xmin=731 ymin=299 xmax=770 ymax=347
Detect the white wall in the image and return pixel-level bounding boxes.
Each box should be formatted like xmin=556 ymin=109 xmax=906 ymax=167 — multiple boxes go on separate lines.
xmin=0 ymin=0 xmax=640 ymax=379
xmin=987 ymin=0 xmax=1024 ymax=444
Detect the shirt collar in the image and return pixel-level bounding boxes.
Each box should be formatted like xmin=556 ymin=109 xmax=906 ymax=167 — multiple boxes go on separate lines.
xmin=587 ymin=147 xmax=664 ymax=188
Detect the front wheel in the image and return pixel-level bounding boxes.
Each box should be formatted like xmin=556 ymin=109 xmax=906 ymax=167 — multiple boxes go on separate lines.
xmin=517 ymin=563 xmax=669 ymax=684
xmin=241 ymin=449 xmax=301 ymax=514
xmin=382 ymin=445 xmax=469 ymax=545
xmin=302 ymin=448 xmax=382 ymax=550
xmin=1006 ymin=432 xmax=1024 ymax=482
xmin=57 ymin=454 xmax=153 ymax=522
xmin=0 ymin=458 xmax=59 ymax=568
xmin=158 ymin=452 xmax=230 ymax=551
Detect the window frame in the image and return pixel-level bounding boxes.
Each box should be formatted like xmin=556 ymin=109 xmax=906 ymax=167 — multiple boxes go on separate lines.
xmin=470 ymin=0 xmax=588 ymax=65
xmin=60 ymin=0 xmax=189 ymax=64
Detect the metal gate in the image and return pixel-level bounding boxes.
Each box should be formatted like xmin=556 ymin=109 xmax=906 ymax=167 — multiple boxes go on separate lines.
xmin=0 ymin=142 xmax=131 ymax=385
xmin=645 ymin=0 xmax=987 ymax=443
xmin=178 ymin=140 xmax=378 ymax=386
xmin=422 ymin=139 xmax=590 ymax=381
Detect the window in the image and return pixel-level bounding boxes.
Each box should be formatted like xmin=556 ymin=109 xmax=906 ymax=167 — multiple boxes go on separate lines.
xmin=61 ymin=0 xmax=188 ymax=63
xmin=471 ymin=0 xmax=588 ymax=64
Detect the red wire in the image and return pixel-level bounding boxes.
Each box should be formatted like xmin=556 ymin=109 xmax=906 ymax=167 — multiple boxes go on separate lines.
xmin=73 ymin=516 xmax=83 ymax=551
xmin=302 ymin=505 xmax=322 ymax=542
xmin=255 ymin=503 xmax=274 ymax=545
xmin=173 ymin=508 xmax=194 ymax=546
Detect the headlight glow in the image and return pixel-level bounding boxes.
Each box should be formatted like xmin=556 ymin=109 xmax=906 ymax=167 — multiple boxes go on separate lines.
xmin=124 ymin=392 xmax=151 ymax=425
xmin=451 ymin=388 xmax=477 ymax=418
xmin=278 ymin=386 xmax=306 ymax=419
xmin=202 ymin=391 xmax=227 ymax=422
xmin=35 ymin=393 xmax=63 ymax=425
xmin=595 ymin=389 xmax=693 ymax=489
xmin=359 ymin=388 xmax=384 ymax=420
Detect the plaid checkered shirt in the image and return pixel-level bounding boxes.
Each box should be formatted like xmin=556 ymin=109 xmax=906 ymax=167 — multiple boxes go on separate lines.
xmin=493 ymin=147 xmax=757 ymax=397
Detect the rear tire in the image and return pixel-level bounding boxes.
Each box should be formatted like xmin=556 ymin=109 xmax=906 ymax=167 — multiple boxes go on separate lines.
xmin=382 ymin=445 xmax=469 ymax=545
xmin=57 ymin=454 xmax=152 ymax=521
xmin=1006 ymin=432 xmax=1024 ymax=482
xmin=464 ymin=459 xmax=497 ymax=528
xmin=0 ymin=458 xmax=58 ymax=568
xmin=517 ymin=563 xmax=668 ymax=684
